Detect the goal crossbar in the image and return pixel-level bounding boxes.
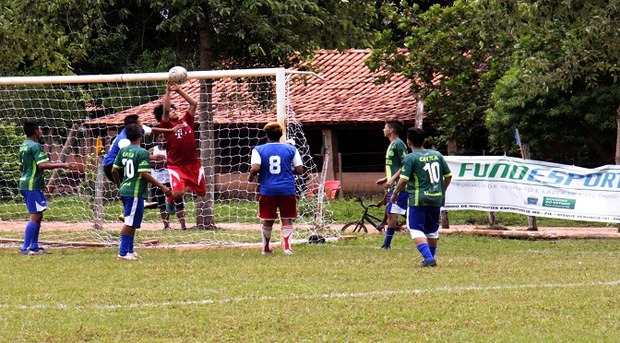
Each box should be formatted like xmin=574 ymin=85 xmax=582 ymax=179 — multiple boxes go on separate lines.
xmin=0 ymin=68 xmax=287 ymax=85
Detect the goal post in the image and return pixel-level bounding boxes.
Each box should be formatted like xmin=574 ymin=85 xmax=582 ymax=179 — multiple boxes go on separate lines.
xmin=0 ymin=68 xmax=337 ymax=248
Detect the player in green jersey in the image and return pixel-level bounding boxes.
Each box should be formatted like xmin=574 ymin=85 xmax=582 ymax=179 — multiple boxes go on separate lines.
xmin=112 ymin=124 xmax=172 ymax=260
xmin=18 ymin=121 xmax=78 ymax=255
xmin=391 ymin=127 xmax=452 ymax=267
xmin=375 ymin=121 xmax=408 ymax=249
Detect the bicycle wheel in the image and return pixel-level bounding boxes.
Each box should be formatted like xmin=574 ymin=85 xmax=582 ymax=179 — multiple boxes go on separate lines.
xmin=341 ymin=222 xmax=368 ymax=233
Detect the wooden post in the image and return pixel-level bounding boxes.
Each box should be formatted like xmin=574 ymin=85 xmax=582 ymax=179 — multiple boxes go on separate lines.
xmin=481 ymin=150 xmax=497 ymax=226
xmin=616 ymin=106 xmax=620 ymax=232
xmin=616 ymin=105 xmax=620 ymax=165
xmin=440 ymin=210 xmax=449 ymax=229
xmin=415 ymin=99 xmax=425 ymax=128
xmin=522 ymin=144 xmax=538 ymax=231
xmin=93 ymin=156 xmax=104 ymax=230
xmin=322 ymin=129 xmax=337 ymax=180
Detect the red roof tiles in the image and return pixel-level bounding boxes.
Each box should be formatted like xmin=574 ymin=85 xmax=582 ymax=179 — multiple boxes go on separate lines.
xmin=85 ymin=49 xmax=418 ymax=126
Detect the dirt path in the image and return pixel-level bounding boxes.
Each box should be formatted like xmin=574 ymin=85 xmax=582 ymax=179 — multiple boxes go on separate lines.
xmin=1 ymin=221 xmax=619 ymax=239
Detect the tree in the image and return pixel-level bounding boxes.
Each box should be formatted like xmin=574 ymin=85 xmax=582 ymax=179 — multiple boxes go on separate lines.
xmin=486 ymin=0 xmax=620 ymax=166
xmin=487 ymin=67 xmax=620 ymax=166
xmin=0 ymin=0 xmax=123 ymax=76
xmin=367 ymin=0 xmax=514 ymax=153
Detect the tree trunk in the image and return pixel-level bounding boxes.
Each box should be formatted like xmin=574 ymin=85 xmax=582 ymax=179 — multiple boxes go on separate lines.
xmin=196 ymin=15 xmax=216 ymax=229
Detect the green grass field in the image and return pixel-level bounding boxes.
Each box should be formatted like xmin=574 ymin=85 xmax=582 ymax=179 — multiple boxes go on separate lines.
xmin=1 ymin=234 xmax=619 ymax=342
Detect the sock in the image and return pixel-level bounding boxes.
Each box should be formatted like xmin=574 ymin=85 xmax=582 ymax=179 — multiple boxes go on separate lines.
xmin=128 ymin=235 xmax=135 ymax=253
xmin=416 ymin=243 xmax=434 ymax=261
xmin=383 ymin=227 xmax=396 ymax=247
xmin=429 ymin=245 xmax=437 ymax=257
xmin=166 ymin=197 xmax=176 ymax=214
xmin=119 ymin=234 xmax=132 ymax=256
xmin=282 ymin=226 xmax=294 ymax=251
xmin=30 ymin=222 xmax=42 ymax=250
xmin=261 ymin=227 xmax=272 ymax=251
xmin=22 ymin=221 xmax=38 ymax=251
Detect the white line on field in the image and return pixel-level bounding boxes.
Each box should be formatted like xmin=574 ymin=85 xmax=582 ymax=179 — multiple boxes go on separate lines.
xmin=3 ymin=279 xmax=620 ymax=310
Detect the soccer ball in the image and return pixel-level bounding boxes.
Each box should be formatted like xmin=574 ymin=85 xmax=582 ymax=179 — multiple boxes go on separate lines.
xmin=168 ymin=66 xmax=188 ymax=84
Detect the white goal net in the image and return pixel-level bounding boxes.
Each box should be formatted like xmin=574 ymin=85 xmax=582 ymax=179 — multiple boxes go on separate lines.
xmin=0 ymin=68 xmax=337 ymax=249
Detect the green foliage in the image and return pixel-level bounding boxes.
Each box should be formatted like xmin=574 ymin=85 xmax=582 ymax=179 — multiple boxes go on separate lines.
xmin=0 ymin=0 xmax=120 ymax=75
xmin=488 ymin=67 xmax=620 ymax=165
xmin=484 ymin=0 xmax=620 ymax=165
xmin=501 ymin=0 xmax=620 ymax=96
xmin=0 ymin=123 xmax=23 ymax=200
xmin=368 ymin=0 xmax=513 ymax=152
xmin=138 ymin=0 xmax=380 ymax=70
xmin=370 ymin=0 xmax=619 ymax=161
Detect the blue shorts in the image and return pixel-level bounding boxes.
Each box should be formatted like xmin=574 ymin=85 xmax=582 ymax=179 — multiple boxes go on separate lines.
xmin=121 ymin=196 xmax=145 ymax=228
xmin=407 ymin=206 xmax=441 ymax=239
xmin=387 ymin=191 xmax=408 ymax=215
xmin=21 ymin=190 xmax=47 ymax=214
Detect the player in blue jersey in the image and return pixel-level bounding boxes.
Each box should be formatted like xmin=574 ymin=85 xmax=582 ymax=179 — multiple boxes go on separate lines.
xmin=391 ymin=127 xmax=452 ymax=267
xmin=375 ymin=121 xmax=408 ymax=249
xmin=104 ymin=115 xmax=181 ymax=218
xmin=112 ymin=124 xmax=172 ymax=260
xmin=103 ymin=115 xmax=150 ymax=182
xmin=18 ymin=121 xmax=78 ymax=255
xmin=248 ymin=122 xmax=303 ymax=255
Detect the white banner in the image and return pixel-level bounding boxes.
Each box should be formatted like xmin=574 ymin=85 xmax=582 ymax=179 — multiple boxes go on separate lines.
xmin=444 ymin=156 xmax=620 ymax=223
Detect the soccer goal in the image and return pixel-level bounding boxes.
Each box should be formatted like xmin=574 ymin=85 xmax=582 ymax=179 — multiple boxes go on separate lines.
xmin=0 ymin=68 xmax=337 ymax=248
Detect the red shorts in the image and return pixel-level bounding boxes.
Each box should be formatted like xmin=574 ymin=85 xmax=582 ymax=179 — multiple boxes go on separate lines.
xmin=258 ymin=195 xmax=297 ymax=221
xmin=167 ymin=161 xmax=206 ymax=196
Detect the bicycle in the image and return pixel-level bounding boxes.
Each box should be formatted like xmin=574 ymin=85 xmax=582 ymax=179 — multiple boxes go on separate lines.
xmin=341 ymin=197 xmax=385 ymax=233
xmin=341 ymin=196 xmax=407 ymax=234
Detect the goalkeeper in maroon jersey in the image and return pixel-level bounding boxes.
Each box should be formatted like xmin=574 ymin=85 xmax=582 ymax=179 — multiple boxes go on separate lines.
xmin=153 ymin=81 xmax=206 ymax=216
xmin=248 ymin=122 xmax=303 ymax=255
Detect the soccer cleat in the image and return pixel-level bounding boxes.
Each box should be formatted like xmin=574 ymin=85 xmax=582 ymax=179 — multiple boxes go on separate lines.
xmin=283 ymin=249 xmax=293 ymax=256
xmin=380 ymin=245 xmax=391 ymax=250
xmin=117 ymin=254 xmax=138 ymax=261
xmin=165 ymin=202 xmax=176 ymax=215
xmin=144 ymin=201 xmax=159 ymax=210
xmin=261 ymin=249 xmax=272 ymax=256
xmin=31 ymin=247 xmax=51 ymax=254
xmin=19 ymin=249 xmax=35 ymax=255
xmin=128 ymin=252 xmax=141 ymax=259
xmin=420 ymin=259 xmax=437 ymax=268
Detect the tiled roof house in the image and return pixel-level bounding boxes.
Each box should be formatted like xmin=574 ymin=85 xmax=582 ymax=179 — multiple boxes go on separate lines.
xmin=86 ymin=49 xmax=418 ymax=127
